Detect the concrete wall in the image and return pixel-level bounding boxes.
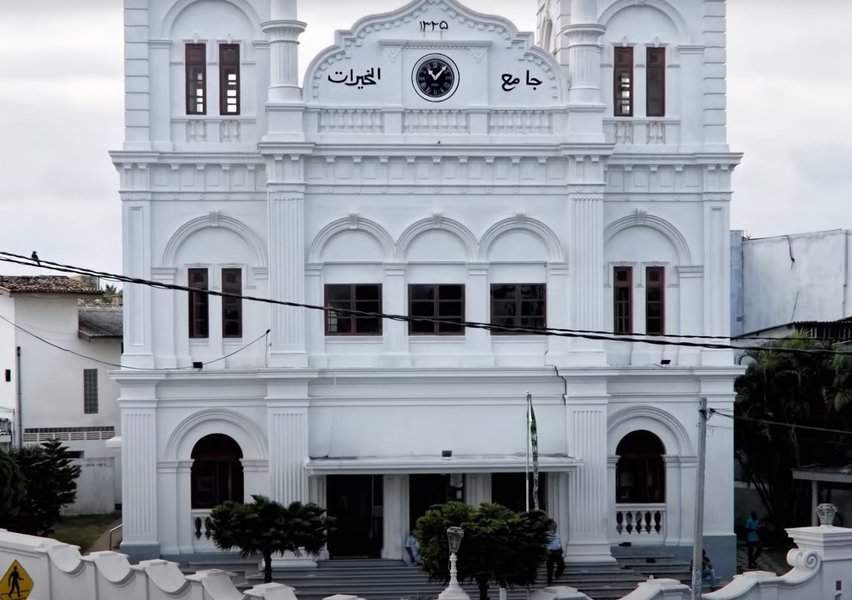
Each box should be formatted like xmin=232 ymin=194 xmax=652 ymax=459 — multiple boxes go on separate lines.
xmin=63 ymin=457 xmax=118 ymax=516
xmin=0 ymin=294 xmax=17 ymax=431
xmin=734 ymin=230 xmax=852 ymax=335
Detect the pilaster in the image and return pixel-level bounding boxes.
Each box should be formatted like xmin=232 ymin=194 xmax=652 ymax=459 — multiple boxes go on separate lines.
xmin=383 ymin=263 xmax=411 ymax=367
xmin=702 ymin=0 xmax=728 ymax=151
xmin=564 ymin=389 xmax=613 ymax=563
xmin=663 ymin=455 xmax=684 ymax=544
xmin=546 ymin=263 xmax=571 ymax=365
xmin=268 ymin=192 xmax=308 ymax=367
xmin=382 ymin=475 xmax=410 ymax=559
xmin=263 ymin=0 xmax=306 ymax=141
xmin=120 ymin=393 xmax=159 ymax=560
xmin=465 ymin=263 xmax=493 ymax=366
xmin=267 ymin=392 xmax=309 ymax=504
xmin=123 ymin=0 xmax=151 ymax=151
xmin=122 ymin=201 xmax=154 ymax=369
xmin=465 ymin=474 xmax=492 ymax=507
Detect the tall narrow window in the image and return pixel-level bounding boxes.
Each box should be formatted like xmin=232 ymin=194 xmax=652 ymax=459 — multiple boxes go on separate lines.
xmin=219 ymin=44 xmax=240 ymax=115
xmin=186 ymin=43 xmax=207 ymax=115
xmin=222 ymin=268 xmax=242 ymax=339
xmin=409 ymin=284 xmax=465 ymax=335
xmin=646 ymin=267 xmax=665 ymax=336
xmin=614 ymin=267 xmax=633 ymax=335
xmin=614 ymin=47 xmax=634 ymax=117
xmin=490 ymin=284 xmax=546 ymax=333
xmin=83 ymin=369 xmax=98 ymax=414
xmin=325 ymin=284 xmax=382 ymax=336
xmin=646 ymin=47 xmax=666 ymax=117
xmin=188 ymin=268 xmax=210 ymax=338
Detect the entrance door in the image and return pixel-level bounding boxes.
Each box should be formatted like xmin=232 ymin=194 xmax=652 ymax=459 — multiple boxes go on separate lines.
xmin=491 ymin=472 xmax=547 ymax=513
xmin=409 ymin=474 xmax=463 ymax=531
xmin=327 ymin=475 xmax=383 ymax=558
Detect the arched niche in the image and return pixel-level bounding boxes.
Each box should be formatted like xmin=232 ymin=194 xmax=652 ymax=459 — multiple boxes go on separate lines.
xmin=605 ymin=212 xmax=692 ymax=266
xmin=160 ymin=0 xmax=260 ymax=40
xmin=397 ymin=217 xmax=477 ymax=262
xmin=480 ymin=216 xmax=564 ymax=263
xmin=161 ymin=213 xmax=267 ymax=268
xmin=309 ymin=216 xmax=394 ymax=263
xmin=599 ymin=0 xmax=691 ymax=45
xmin=615 ymin=430 xmax=665 ymax=504
xmin=190 ymin=433 xmax=244 ymax=509
xmin=165 ymin=408 xmax=268 ymax=461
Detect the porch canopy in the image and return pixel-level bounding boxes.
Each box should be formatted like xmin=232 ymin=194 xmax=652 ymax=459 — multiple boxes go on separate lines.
xmin=792 ymin=463 xmax=852 ymax=526
xmin=306 ymin=453 xmax=581 ymax=475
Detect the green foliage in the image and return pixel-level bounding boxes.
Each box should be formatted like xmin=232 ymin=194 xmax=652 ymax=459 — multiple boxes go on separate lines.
xmin=0 ymin=440 xmax=81 ymax=536
xmin=735 ymin=332 xmax=852 ymax=533
xmin=208 ymin=495 xmax=332 ymax=583
xmin=415 ymin=501 xmax=553 ymax=600
xmin=0 ymin=449 xmax=26 ymax=521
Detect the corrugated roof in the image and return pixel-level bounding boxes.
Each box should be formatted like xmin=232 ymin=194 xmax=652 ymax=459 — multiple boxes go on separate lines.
xmin=78 ymin=307 xmax=123 ymax=339
xmin=0 ymin=276 xmax=102 ymax=295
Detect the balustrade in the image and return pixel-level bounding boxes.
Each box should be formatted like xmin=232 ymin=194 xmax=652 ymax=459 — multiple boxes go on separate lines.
xmin=603 ymin=118 xmax=680 ymax=146
xmin=613 ymin=503 xmax=666 ymax=541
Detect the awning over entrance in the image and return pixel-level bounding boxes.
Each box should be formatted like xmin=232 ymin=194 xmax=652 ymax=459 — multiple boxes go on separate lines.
xmin=792 ymin=464 xmax=852 ymax=526
xmin=305 ymin=453 xmax=581 ymax=475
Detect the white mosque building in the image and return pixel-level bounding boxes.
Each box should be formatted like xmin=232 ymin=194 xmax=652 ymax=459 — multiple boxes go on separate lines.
xmin=111 ymin=0 xmax=741 ymax=578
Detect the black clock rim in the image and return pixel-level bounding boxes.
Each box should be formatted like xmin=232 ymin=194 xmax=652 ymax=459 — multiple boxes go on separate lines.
xmin=412 ymin=53 xmax=459 ymax=103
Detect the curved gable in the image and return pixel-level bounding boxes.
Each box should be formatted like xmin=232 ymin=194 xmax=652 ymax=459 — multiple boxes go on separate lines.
xmin=303 ymin=0 xmax=564 ymax=107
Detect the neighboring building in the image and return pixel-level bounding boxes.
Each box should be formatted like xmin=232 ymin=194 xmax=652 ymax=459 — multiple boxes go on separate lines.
xmin=731 ymin=229 xmax=852 ymax=338
xmin=111 ymin=0 xmax=741 ymax=577
xmin=0 ymin=276 xmax=123 ymax=514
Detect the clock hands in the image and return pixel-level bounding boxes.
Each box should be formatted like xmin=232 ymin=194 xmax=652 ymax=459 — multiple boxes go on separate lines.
xmin=427 ymin=65 xmax=448 ymax=81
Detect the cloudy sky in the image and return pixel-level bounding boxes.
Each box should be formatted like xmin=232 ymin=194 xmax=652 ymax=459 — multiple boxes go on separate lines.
xmin=1 ymin=0 xmax=850 ymax=276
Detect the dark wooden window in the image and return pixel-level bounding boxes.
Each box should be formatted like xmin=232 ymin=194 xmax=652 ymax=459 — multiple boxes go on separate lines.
xmin=222 ymin=268 xmax=242 ymax=339
xmin=186 ymin=43 xmax=207 ymax=115
xmin=614 ymin=267 xmax=633 ymax=335
xmin=83 ymin=369 xmax=98 ymax=414
xmin=191 ymin=434 xmax=244 ymax=509
xmin=188 ymin=268 xmax=209 ymax=339
xmin=490 ymin=284 xmax=546 ymax=334
xmin=646 ymin=47 xmax=666 ymax=117
xmin=219 ymin=44 xmax=240 ymax=115
xmin=614 ymin=46 xmax=634 ymax=117
xmin=325 ymin=284 xmax=382 ymax=336
xmin=645 ymin=266 xmax=665 ymax=336
xmin=409 ymin=284 xmax=465 ymax=335
xmin=616 ymin=430 xmax=665 ymax=503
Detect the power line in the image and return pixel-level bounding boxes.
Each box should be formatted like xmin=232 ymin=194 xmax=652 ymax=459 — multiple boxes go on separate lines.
xmin=5 ymin=250 xmax=852 ymax=357
xmin=710 ymin=409 xmax=852 ymax=437
xmin=0 ymin=313 xmax=270 ymax=372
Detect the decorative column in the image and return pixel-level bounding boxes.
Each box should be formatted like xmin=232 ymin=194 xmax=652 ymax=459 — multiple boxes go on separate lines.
xmin=702 ymin=0 xmax=728 ymax=151
xmin=702 ymin=198 xmax=731 ymax=366
xmin=607 ymin=456 xmax=618 ymax=541
xmin=570 ymin=189 xmax=607 ymax=366
xmin=562 ymin=0 xmax=606 ymax=141
xmin=464 ymin=264 xmax=492 ymax=366
xmin=564 ymin=387 xmax=614 ymax=563
xmin=546 ymin=472 xmax=570 ymax=547
xmin=663 ymin=456 xmax=683 ymax=544
xmin=267 ymin=406 xmax=309 ymax=505
xmin=268 ymin=192 xmax=308 ymax=368
xmin=546 ymin=263 xmax=571 ymax=364
xmin=382 ymin=475 xmax=410 ymax=559
xmin=263 ymin=0 xmax=306 ymax=141
xmin=383 ymin=264 xmax=411 ymax=367
xmin=308 ymin=475 xmax=327 ymax=508
xmin=676 ymin=266 xmax=704 ymax=366
xmin=120 ymin=394 xmax=159 ymax=560
xmin=122 ymin=200 xmax=154 ymax=369
xmin=465 ymin=474 xmax=492 ymax=507
xmin=176 ymin=460 xmax=193 ymax=555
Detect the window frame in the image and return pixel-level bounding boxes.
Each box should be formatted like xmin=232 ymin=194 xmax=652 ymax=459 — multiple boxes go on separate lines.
xmin=219 ymin=43 xmax=241 ymax=116
xmin=408 ymin=284 xmax=466 ymax=336
xmin=489 ymin=283 xmax=547 ymax=335
xmin=613 ymin=266 xmax=633 ymax=335
xmin=221 ymin=267 xmax=243 ymax=339
xmin=646 ymin=46 xmax=666 ymax=118
xmin=613 ymin=46 xmax=634 ymax=117
xmin=185 ymin=43 xmax=207 ymax=116
xmin=645 ymin=266 xmax=666 ymax=336
xmin=188 ymin=268 xmax=210 ymax=339
xmin=83 ymin=369 xmax=98 ymax=415
xmin=324 ymin=284 xmax=383 ymax=337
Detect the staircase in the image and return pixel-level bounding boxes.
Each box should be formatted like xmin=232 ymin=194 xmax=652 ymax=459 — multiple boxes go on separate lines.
xmin=181 ymin=558 xmax=652 ymax=600
xmin=611 ymin=546 xmax=691 ymax=584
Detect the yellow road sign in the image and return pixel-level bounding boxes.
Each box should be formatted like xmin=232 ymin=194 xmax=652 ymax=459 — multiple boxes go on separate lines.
xmin=0 ymin=560 xmax=33 ymax=600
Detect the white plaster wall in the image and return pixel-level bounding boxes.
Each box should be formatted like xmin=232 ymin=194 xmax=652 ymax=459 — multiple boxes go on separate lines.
xmin=0 ymin=295 xmax=16 ymax=417
xmin=741 ymin=230 xmax=852 ymax=333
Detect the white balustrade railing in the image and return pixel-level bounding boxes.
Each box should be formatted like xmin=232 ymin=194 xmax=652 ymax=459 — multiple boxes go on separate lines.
xmin=613 ymin=503 xmax=666 ymax=540
xmin=489 ymin=109 xmax=554 ymax=134
xmin=603 ymin=118 xmax=680 ymax=146
xmin=318 ymin=108 xmax=384 ymax=133
xmin=172 ymin=117 xmax=254 ymax=144
xmin=190 ymin=508 xmax=218 ymax=551
xmin=403 ymin=109 xmax=469 ymax=133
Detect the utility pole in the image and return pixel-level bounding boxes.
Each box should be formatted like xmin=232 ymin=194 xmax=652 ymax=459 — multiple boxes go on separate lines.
xmin=691 ymin=397 xmax=709 ymax=600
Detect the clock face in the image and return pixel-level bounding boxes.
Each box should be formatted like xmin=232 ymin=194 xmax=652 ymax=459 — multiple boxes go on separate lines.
xmin=413 ymin=54 xmax=459 ymax=102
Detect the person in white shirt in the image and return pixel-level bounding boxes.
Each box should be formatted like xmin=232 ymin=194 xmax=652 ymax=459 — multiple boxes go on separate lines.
xmin=545 ymin=524 xmax=565 ymax=585
xmin=405 ymin=533 xmax=419 ymax=566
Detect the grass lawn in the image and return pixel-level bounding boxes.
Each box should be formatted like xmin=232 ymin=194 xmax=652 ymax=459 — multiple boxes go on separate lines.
xmin=49 ymin=513 xmax=121 ymax=552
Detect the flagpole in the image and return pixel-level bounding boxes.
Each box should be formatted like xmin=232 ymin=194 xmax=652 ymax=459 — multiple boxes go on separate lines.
xmin=525 ymin=391 xmax=530 ymax=513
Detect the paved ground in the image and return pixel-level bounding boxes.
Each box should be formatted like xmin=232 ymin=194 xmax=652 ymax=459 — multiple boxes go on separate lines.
xmin=736 ymin=543 xmax=790 ymax=575
xmin=86 ymin=520 xmax=122 ymax=552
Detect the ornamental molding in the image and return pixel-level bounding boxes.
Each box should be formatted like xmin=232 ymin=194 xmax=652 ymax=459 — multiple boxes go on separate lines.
xmin=605 ymin=211 xmax=692 ymax=265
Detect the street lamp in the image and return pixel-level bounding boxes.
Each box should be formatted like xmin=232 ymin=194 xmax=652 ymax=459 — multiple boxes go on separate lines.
xmin=438 ymin=527 xmax=470 ymax=600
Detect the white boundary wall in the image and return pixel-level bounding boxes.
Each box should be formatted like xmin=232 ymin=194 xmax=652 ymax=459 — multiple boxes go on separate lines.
xmin=1 ymin=520 xmax=850 ymax=600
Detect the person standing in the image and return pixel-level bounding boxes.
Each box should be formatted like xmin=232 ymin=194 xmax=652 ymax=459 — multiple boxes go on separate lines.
xmin=546 ymin=524 xmax=565 ymax=585
xmin=745 ymin=511 xmax=762 ymax=568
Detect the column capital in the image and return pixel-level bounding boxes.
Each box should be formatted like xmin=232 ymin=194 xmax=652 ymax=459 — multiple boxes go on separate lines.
xmin=261 ymin=20 xmax=307 ymax=40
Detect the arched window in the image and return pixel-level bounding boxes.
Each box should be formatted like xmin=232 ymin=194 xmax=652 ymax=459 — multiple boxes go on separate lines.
xmin=616 ymin=430 xmax=665 ymax=503
xmin=191 ymin=434 xmax=244 ymax=509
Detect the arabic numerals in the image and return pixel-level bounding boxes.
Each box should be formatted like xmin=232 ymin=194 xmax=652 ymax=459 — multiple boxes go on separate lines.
xmin=420 ymin=20 xmax=449 ymax=32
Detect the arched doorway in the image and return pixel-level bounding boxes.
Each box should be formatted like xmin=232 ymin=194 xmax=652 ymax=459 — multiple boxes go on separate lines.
xmin=616 ymin=430 xmax=665 ymax=503
xmin=191 ymin=433 xmax=245 ymax=509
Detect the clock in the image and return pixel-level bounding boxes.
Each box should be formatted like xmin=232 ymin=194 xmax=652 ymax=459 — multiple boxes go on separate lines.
xmin=413 ymin=54 xmax=459 ymax=102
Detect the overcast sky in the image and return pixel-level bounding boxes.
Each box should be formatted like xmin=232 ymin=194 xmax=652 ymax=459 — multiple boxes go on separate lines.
xmin=1 ymin=0 xmax=850 ymax=276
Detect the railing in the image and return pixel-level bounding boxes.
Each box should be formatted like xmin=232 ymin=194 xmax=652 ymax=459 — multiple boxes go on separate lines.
xmin=403 ymin=109 xmax=469 ymax=134
xmin=191 ymin=509 xmax=218 ymax=551
xmin=489 ymin=110 xmax=554 ymax=134
xmin=603 ymin=118 xmax=680 ymax=146
xmin=108 ymin=523 xmax=122 ymax=551
xmin=319 ymin=108 xmax=383 ymax=133
xmin=171 ymin=117 xmax=255 ymax=144
xmin=613 ymin=503 xmax=666 ymax=541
